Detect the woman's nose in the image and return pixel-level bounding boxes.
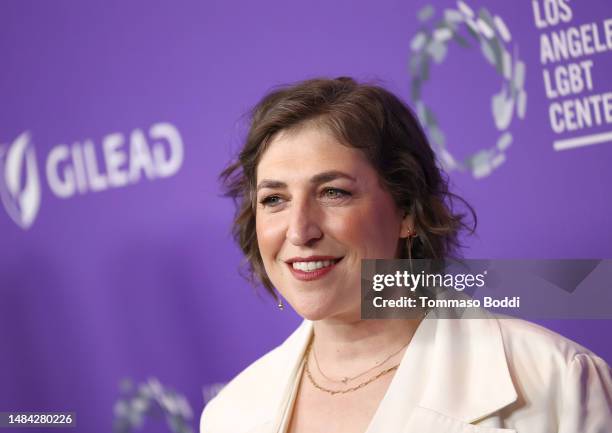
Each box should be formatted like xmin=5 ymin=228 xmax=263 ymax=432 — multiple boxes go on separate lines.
xmin=286 ymin=197 xmax=323 ymax=246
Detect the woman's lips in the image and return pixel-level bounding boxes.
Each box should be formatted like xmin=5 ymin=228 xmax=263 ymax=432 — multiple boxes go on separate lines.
xmin=286 ymin=258 xmax=343 ymax=281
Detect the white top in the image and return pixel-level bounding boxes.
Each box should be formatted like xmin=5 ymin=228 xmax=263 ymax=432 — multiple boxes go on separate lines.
xmin=201 ymin=313 xmax=612 ymax=433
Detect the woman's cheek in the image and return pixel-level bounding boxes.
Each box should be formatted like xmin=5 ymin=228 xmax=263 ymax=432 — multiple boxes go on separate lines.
xmin=326 ymin=207 xmax=362 ymax=237
xmin=256 ymin=216 xmax=286 ymax=259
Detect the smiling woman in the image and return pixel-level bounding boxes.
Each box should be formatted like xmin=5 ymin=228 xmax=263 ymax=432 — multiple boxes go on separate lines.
xmin=201 ymin=77 xmax=612 ymax=433
xmin=255 ymin=126 xmax=413 ymax=322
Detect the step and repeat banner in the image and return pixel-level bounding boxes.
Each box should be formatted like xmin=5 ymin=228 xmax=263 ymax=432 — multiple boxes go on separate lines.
xmin=1 ymin=1 xmax=611 ymax=432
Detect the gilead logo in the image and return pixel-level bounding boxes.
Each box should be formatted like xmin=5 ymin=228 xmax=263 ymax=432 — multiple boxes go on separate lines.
xmin=0 ymin=122 xmax=184 ymax=229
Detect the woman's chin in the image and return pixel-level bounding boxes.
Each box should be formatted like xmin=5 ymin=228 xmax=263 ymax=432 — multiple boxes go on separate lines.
xmin=287 ymin=298 xmax=358 ymax=322
xmin=284 ymin=297 xmax=336 ymax=321
xmin=290 ymin=304 xmax=331 ymax=321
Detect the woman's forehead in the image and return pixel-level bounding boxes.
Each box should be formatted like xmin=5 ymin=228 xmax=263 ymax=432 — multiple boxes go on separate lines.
xmin=256 ymin=126 xmax=372 ymax=181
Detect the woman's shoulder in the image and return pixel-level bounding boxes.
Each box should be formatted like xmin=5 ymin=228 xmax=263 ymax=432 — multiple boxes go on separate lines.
xmin=495 ymin=317 xmax=607 ymax=371
xmin=493 ymin=317 xmax=611 ymax=424
xmin=200 ymin=320 xmax=312 ymax=433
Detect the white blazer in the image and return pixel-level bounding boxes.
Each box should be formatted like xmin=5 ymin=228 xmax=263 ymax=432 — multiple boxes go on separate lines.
xmin=200 ymin=314 xmax=612 ymax=433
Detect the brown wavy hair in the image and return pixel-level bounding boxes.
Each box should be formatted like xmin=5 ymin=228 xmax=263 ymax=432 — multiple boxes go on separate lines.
xmin=220 ymin=77 xmax=476 ymax=299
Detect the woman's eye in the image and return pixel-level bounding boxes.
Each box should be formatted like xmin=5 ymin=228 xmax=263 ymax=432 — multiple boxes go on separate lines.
xmin=259 ymin=195 xmax=284 ymax=207
xmin=321 ymin=187 xmax=351 ymax=200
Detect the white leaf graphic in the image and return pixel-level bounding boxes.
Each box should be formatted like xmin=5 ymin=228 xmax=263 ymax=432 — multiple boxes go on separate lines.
xmin=480 ymin=39 xmax=496 ymax=66
xmin=411 ymin=32 xmax=427 ymax=51
xmin=494 ymin=15 xmax=511 ymax=42
xmin=476 ymin=18 xmax=494 ymax=39
xmin=497 ymin=132 xmax=513 ymax=151
xmin=502 ymin=49 xmax=512 ymax=80
xmin=457 ymin=0 xmax=474 ymax=18
xmin=427 ymin=40 xmax=447 ymax=63
xmin=517 ymin=90 xmax=528 ymax=119
xmin=1 ymin=131 xmax=41 ymax=229
xmin=5 ymin=132 xmax=31 ymax=196
xmin=444 ymin=9 xmax=464 ymax=23
xmin=491 ymin=88 xmax=514 ymax=130
xmin=513 ymin=60 xmax=526 ymax=91
xmin=491 ymin=153 xmax=506 ymax=168
xmin=433 ymin=27 xmax=453 ymax=42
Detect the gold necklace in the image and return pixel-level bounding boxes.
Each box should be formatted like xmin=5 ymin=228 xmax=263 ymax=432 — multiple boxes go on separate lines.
xmin=312 ymin=339 xmax=408 ymax=384
xmin=304 ymin=341 xmax=400 ymax=395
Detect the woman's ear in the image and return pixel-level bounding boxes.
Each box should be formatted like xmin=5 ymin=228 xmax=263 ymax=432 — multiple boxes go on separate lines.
xmin=399 ymin=212 xmax=415 ymax=238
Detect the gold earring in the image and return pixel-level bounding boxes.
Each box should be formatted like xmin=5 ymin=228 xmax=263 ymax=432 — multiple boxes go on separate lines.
xmin=407 ymin=230 xmax=414 ymax=257
xmin=407 ymin=229 xmax=417 ymax=273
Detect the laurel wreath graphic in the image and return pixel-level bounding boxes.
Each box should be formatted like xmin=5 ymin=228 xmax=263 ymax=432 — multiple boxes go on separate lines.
xmin=409 ymin=1 xmax=527 ymax=178
xmin=113 ymin=378 xmax=194 ymax=433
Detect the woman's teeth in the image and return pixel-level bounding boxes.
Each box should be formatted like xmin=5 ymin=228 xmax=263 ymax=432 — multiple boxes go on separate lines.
xmin=292 ymin=260 xmax=333 ymax=272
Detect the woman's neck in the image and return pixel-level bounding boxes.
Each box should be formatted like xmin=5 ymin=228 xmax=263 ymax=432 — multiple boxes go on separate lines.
xmin=310 ymin=317 xmax=422 ymax=377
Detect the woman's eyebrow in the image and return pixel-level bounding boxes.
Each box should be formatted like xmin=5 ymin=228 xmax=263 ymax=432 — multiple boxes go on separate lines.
xmin=310 ymin=170 xmax=356 ymax=184
xmin=257 ymin=171 xmax=356 ymax=192
xmin=256 ymin=180 xmax=286 ymax=192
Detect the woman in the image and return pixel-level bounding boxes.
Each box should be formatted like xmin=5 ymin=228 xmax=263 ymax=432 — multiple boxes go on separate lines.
xmin=201 ymin=77 xmax=612 ymax=433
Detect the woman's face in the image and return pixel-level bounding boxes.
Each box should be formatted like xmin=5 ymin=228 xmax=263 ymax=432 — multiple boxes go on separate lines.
xmin=255 ymin=125 xmax=412 ymax=321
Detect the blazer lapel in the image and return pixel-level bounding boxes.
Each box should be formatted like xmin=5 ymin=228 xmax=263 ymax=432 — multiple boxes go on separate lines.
xmin=367 ymin=313 xmax=518 ymax=433
xmin=245 ymin=320 xmax=313 ymax=433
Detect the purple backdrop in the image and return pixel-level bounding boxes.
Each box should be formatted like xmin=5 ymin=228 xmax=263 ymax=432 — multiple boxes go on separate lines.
xmin=1 ymin=0 xmax=611 ymax=432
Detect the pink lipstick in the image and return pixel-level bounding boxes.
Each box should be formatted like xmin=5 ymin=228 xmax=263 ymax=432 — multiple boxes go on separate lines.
xmin=285 ymin=256 xmax=343 ymax=281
